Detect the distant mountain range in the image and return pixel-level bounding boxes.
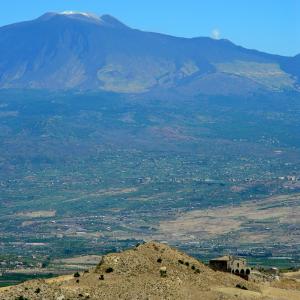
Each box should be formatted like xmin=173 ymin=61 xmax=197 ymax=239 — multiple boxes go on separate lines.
xmin=0 ymin=11 xmax=299 ymax=95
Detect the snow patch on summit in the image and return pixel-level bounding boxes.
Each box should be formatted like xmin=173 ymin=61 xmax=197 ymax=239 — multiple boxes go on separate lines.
xmin=57 ymin=12 xmax=127 ymax=28
xmin=38 ymin=11 xmax=128 ymax=28
xmin=60 ymin=11 xmax=101 ymax=20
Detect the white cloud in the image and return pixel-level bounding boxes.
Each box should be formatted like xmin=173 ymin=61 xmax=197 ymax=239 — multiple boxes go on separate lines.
xmin=211 ymin=28 xmax=221 ymax=40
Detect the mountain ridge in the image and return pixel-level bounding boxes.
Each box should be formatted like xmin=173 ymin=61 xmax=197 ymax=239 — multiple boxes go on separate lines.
xmin=37 ymin=12 xmax=129 ymax=28
xmin=0 ymin=13 xmax=299 ymax=94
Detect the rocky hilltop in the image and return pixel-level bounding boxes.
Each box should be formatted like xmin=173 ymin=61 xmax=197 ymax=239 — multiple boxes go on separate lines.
xmin=0 ymin=242 xmax=299 ymax=300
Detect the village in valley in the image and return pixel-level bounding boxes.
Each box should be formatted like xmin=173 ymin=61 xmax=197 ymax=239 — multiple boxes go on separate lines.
xmin=0 ymin=82 xmax=299 ymax=290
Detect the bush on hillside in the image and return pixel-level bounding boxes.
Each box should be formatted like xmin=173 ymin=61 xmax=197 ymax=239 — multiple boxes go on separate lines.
xmin=105 ymin=267 xmax=114 ymax=273
xmin=74 ymin=272 xmax=80 ymax=277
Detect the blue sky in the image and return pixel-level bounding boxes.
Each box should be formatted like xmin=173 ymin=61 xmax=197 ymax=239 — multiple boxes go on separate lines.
xmin=0 ymin=0 xmax=299 ymax=56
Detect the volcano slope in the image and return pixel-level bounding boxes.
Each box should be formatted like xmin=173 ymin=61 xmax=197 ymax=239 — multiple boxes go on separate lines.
xmin=1 ymin=242 xmax=300 ymax=300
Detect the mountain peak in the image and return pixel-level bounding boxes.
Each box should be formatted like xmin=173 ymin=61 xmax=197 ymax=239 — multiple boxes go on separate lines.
xmin=59 ymin=11 xmax=101 ymax=20
xmin=99 ymin=14 xmax=128 ymax=28
xmin=38 ymin=12 xmax=128 ymax=28
xmin=1 ymin=12 xmax=299 ymax=93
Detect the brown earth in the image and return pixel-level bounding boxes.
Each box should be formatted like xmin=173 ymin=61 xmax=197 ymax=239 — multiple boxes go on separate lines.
xmin=0 ymin=242 xmax=299 ymax=300
xmin=15 ymin=210 xmax=56 ymax=218
xmin=159 ymin=193 xmax=300 ymax=244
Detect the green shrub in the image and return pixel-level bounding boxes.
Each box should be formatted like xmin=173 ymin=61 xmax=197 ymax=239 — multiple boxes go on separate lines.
xmin=236 ymin=284 xmax=248 ymax=290
xmin=74 ymin=271 xmax=80 ymax=278
xmin=105 ymin=267 xmax=114 ymax=273
xmin=160 ymin=267 xmax=167 ymax=277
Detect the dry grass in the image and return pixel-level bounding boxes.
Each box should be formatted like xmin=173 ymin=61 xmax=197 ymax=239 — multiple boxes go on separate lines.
xmin=63 ymin=187 xmax=138 ymax=203
xmin=16 ymin=210 xmax=56 ymax=218
xmin=0 ymin=242 xmax=299 ymax=299
xmin=159 ymin=193 xmax=300 ymax=244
